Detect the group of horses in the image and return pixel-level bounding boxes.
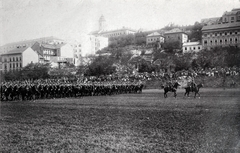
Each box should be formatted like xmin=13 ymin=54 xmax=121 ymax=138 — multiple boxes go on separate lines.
xmin=162 ymin=82 xmax=204 ymax=98
xmin=1 ymin=83 xmax=144 ymax=101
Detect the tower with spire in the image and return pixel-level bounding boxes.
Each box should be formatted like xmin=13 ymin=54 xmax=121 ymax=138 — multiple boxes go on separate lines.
xmin=99 ymin=15 xmax=106 ymax=31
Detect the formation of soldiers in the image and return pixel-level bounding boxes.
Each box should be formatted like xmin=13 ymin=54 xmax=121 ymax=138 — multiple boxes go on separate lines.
xmin=1 ymin=79 xmax=144 ymax=101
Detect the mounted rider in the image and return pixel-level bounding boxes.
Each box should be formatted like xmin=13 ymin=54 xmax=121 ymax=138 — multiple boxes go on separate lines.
xmin=189 ymin=77 xmax=196 ymax=92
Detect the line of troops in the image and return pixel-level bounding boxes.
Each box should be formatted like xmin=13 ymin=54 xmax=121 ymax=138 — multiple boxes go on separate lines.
xmin=1 ymin=80 xmax=144 ymax=101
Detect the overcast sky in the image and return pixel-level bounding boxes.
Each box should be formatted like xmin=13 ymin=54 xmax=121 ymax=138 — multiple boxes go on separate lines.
xmin=1 ymin=0 xmax=239 ymax=45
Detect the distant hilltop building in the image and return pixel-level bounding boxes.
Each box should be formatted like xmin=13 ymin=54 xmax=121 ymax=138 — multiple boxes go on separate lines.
xmin=201 ymin=17 xmax=221 ymax=26
xmin=90 ymin=15 xmax=137 ymax=38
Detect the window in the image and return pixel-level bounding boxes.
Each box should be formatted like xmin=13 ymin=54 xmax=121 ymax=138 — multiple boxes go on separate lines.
xmin=16 ymin=63 xmax=18 ymax=67
xmin=13 ymin=57 xmax=15 ymax=61
xmin=210 ymin=40 xmax=213 ymax=43
xmin=4 ymin=58 xmax=7 ymax=62
xmin=10 ymin=63 xmax=11 ymax=68
xmin=225 ymin=32 xmax=227 ymax=35
xmin=220 ymin=33 xmax=222 ymax=36
xmin=215 ymin=33 xmax=217 ymax=36
xmin=235 ymin=31 xmax=238 ymax=35
xmin=19 ymin=57 xmax=21 ymax=61
xmin=193 ymin=47 xmax=195 ymax=50
xmin=231 ymin=17 xmax=234 ymax=20
xmin=204 ymin=40 xmax=207 ymax=44
xmin=236 ymin=38 xmax=238 ymax=42
xmin=13 ymin=63 xmax=15 ymax=68
xmin=230 ymin=31 xmax=232 ymax=35
xmin=220 ymin=40 xmax=222 ymax=43
xmin=16 ymin=57 xmax=18 ymax=61
xmin=185 ymin=47 xmax=187 ymax=50
xmin=198 ymin=47 xmax=201 ymax=50
xmin=230 ymin=38 xmax=232 ymax=41
xmin=225 ymin=39 xmax=228 ymax=42
xmin=20 ymin=63 xmax=22 ymax=68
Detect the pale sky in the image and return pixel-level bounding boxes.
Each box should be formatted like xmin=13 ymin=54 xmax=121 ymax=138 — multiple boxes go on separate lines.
xmin=1 ymin=0 xmax=239 ymax=46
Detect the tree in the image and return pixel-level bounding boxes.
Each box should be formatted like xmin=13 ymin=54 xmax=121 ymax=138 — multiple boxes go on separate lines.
xmin=163 ymin=41 xmax=181 ymax=53
xmin=85 ymin=56 xmax=116 ymax=76
xmin=189 ymin=22 xmax=203 ymax=42
xmin=20 ymin=63 xmax=50 ymax=80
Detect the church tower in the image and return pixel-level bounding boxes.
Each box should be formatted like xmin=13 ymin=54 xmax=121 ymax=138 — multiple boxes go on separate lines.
xmin=99 ymin=15 xmax=106 ymax=31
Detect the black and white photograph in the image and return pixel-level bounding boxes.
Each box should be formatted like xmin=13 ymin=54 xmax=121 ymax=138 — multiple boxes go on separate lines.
xmin=1 ymin=0 xmax=240 ymax=152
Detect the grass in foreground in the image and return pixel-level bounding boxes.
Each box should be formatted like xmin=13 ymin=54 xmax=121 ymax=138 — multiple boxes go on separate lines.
xmin=1 ymin=89 xmax=240 ymax=152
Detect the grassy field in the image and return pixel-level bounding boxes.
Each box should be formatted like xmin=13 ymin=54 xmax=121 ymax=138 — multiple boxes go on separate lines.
xmin=1 ymin=88 xmax=240 ymax=152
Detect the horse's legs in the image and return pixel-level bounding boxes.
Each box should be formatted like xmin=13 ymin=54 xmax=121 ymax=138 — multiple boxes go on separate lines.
xmin=196 ymin=92 xmax=200 ymax=98
xmin=174 ymin=92 xmax=177 ymax=98
xmin=164 ymin=91 xmax=167 ymax=98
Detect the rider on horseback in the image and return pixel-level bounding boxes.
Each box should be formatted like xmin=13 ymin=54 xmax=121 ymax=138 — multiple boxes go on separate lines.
xmin=190 ymin=78 xmax=196 ymax=92
xmin=168 ymin=81 xmax=173 ymax=90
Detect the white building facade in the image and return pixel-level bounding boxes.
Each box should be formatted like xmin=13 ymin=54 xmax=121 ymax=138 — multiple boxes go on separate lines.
xmin=182 ymin=41 xmax=202 ymax=53
xmin=1 ymin=47 xmax=39 ymax=72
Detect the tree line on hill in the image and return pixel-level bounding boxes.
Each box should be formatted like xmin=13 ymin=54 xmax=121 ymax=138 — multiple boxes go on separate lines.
xmin=2 ymin=46 xmax=239 ymax=81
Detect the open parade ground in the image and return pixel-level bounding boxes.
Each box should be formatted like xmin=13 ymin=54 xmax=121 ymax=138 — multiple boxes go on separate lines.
xmin=1 ymin=88 xmax=240 ymax=152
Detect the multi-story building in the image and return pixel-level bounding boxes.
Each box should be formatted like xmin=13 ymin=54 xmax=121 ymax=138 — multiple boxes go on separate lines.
xmin=90 ymin=15 xmax=137 ymax=38
xmin=201 ymin=8 xmax=240 ymax=26
xmin=182 ymin=41 xmax=202 ymax=53
xmin=0 ymin=47 xmax=39 ymax=72
xmin=221 ymin=8 xmax=240 ymax=24
xmin=146 ymin=32 xmax=164 ymax=45
xmin=81 ymin=35 xmax=108 ymax=57
xmin=201 ymin=22 xmax=240 ymax=49
xmin=71 ymin=41 xmax=82 ymax=66
xmin=164 ymin=28 xmax=188 ymax=48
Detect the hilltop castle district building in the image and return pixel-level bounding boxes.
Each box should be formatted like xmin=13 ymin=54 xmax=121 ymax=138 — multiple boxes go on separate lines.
xmin=1 ymin=8 xmax=240 ymax=72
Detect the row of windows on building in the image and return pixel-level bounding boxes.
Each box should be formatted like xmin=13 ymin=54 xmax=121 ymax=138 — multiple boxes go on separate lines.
xmin=147 ymin=37 xmax=161 ymax=42
xmin=184 ymin=46 xmax=202 ymax=50
xmin=203 ymin=38 xmax=239 ymax=45
xmin=105 ymin=31 xmax=127 ymax=37
xmin=203 ymin=31 xmax=239 ymax=37
xmin=43 ymin=50 xmax=56 ymax=55
xmin=3 ymin=57 xmax=22 ymax=62
xmin=222 ymin=16 xmax=240 ymax=23
xmin=4 ymin=63 xmax=22 ymax=70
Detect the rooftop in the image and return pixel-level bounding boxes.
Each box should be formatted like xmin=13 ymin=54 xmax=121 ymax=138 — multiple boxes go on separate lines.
xmin=1 ymin=47 xmax=29 ymax=55
xmin=202 ymin=22 xmax=240 ymax=31
xmin=147 ymin=32 xmax=163 ymax=37
xmin=0 ymin=36 xmax=64 ymax=48
xmin=90 ymin=27 xmax=137 ymax=36
xmin=41 ymin=43 xmax=66 ymax=49
xmin=183 ymin=41 xmax=201 ymax=46
xmin=164 ymin=28 xmax=186 ymax=34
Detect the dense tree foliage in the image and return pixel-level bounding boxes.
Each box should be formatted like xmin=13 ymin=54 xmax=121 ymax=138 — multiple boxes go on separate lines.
xmin=3 ymin=63 xmax=51 ymax=81
xmin=85 ymin=56 xmax=116 ymax=76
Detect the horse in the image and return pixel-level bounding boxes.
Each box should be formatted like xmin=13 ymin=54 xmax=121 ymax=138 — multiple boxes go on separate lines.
xmin=184 ymin=83 xmax=203 ymax=98
xmin=162 ymin=82 xmax=181 ymax=98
